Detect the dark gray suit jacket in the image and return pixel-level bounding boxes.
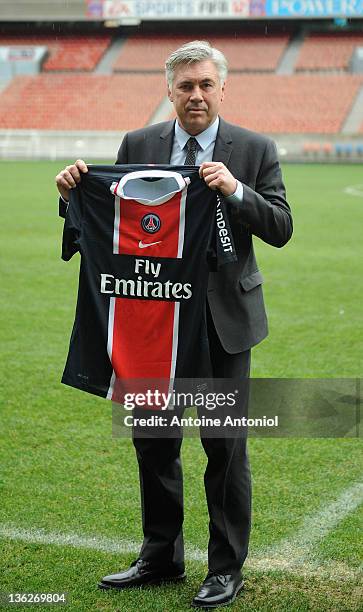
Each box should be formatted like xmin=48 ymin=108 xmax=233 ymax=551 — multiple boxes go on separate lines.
xmin=115 ymin=117 xmax=293 ymax=353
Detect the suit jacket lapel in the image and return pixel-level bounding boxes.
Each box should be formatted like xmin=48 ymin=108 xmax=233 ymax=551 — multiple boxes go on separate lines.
xmin=213 ymin=117 xmax=233 ymax=167
xmin=158 ymin=120 xmax=175 ymax=163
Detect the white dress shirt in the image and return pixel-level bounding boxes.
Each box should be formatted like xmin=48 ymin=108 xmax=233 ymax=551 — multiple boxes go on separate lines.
xmin=170 ymin=116 xmax=243 ymax=204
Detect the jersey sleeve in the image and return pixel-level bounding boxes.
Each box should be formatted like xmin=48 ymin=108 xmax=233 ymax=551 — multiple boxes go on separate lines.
xmin=61 ymin=186 xmax=83 ymax=261
xmin=58 ymin=196 xmax=68 ymax=219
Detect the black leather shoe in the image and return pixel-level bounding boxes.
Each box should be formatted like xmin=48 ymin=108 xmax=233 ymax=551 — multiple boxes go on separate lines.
xmin=191 ymin=572 xmax=244 ymax=608
xmin=98 ymin=558 xmax=186 ymax=590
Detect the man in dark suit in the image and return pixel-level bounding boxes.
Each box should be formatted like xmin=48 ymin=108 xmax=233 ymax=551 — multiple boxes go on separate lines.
xmin=56 ymin=40 xmax=292 ymax=608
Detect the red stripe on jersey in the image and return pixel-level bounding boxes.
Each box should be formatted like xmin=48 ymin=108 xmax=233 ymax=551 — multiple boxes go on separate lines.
xmin=111 ymin=297 xmax=175 ymax=380
xmin=117 ymin=193 xmax=183 ymax=258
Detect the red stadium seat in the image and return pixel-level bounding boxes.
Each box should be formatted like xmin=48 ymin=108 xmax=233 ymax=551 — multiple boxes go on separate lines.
xmin=303 ymin=142 xmax=320 ymax=154
xmin=296 ymin=32 xmax=363 ymax=71
xmin=113 ymin=33 xmax=291 ymax=72
xmin=218 ymin=74 xmax=363 ymax=133
xmin=1 ymin=73 xmax=361 ymax=134
xmin=322 ymin=142 xmax=333 ymax=154
xmin=0 ymin=34 xmax=111 ymax=71
xmin=0 ymin=74 xmax=166 ymax=130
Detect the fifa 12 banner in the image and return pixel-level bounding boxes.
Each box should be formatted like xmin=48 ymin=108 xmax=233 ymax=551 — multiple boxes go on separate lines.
xmin=100 ymin=0 xmax=252 ymax=20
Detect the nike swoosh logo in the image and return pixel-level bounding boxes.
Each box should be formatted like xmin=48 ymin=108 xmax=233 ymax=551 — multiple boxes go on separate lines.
xmin=138 ymin=240 xmax=162 ymax=249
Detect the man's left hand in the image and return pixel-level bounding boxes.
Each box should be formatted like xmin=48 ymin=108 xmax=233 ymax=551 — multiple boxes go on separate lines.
xmin=199 ymin=162 xmax=237 ymax=197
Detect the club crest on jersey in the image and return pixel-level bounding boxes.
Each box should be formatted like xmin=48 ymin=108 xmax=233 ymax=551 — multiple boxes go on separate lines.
xmin=141 ymin=213 xmax=161 ymax=234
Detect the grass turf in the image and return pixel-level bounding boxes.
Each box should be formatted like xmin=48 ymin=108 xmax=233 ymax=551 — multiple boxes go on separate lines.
xmin=0 ymin=162 xmax=362 ymax=611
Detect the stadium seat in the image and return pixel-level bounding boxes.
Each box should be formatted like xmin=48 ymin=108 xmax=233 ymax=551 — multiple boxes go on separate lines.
xmin=2 ymin=72 xmax=362 ymax=134
xmin=0 ymin=74 xmax=165 ymax=130
xmin=335 ymin=143 xmax=354 ymax=156
xmin=322 ymin=142 xmax=333 ymax=155
xmin=219 ymin=74 xmax=363 ymax=133
xmin=296 ymin=32 xmax=363 ymax=71
xmin=303 ymin=142 xmax=321 ymax=155
xmin=0 ymin=34 xmax=111 ymax=71
xmin=113 ymin=33 xmax=290 ymax=72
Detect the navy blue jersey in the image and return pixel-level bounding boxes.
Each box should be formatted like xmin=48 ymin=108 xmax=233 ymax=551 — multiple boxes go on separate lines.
xmin=61 ymin=165 xmax=235 ymax=402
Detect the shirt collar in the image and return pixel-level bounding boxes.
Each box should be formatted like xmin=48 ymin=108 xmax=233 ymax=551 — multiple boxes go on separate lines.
xmin=174 ymin=116 xmax=219 ymax=152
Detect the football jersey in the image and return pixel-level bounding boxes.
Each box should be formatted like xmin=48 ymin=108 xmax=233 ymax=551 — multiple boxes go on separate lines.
xmin=61 ymin=165 xmax=235 ymax=402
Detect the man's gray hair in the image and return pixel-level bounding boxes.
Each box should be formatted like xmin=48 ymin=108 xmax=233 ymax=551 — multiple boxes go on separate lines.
xmin=165 ymin=40 xmax=228 ymax=87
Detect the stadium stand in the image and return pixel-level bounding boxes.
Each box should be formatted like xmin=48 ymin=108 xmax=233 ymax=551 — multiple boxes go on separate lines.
xmin=1 ymin=70 xmax=361 ymax=133
xmin=220 ymin=74 xmax=363 ymax=133
xmin=0 ymin=34 xmax=111 ymax=71
xmin=0 ymin=74 xmax=165 ymax=129
xmin=1 ymin=26 xmax=363 ymax=161
xmin=112 ymin=33 xmax=291 ymax=72
xmin=296 ymin=32 xmax=363 ymax=71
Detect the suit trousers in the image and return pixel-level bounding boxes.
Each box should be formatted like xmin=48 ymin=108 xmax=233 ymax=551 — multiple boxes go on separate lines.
xmin=132 ymin=303 xmax=252 ymax=575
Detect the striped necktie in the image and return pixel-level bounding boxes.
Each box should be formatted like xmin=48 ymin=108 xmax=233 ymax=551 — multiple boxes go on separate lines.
xmin=184 ymin=137 xmax=198 ymax=165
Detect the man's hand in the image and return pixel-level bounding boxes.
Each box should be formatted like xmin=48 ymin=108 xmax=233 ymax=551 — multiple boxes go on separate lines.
xmin=55 ymin=159 xmax=88 ymax=202
xmin=199 ymin=162 xmax=237 ymax=197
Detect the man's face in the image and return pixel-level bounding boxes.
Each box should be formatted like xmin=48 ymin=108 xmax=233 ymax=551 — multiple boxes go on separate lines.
xmin=168 ymin=60 xmax=225 ymax=135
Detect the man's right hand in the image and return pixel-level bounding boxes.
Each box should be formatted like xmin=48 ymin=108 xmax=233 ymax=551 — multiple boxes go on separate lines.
xmin=55 ymin=159 xmax=88 ymax=202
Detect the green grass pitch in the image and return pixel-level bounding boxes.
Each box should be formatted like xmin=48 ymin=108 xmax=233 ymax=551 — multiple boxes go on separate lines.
xmin=0 ymin=161 xmax=362 ymax=611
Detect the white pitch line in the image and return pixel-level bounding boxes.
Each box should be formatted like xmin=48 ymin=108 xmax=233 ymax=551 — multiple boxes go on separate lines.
xmin=251 ymin=480 xmax=363 ymax=581
xmin=1 ymin=482 xmax=362 ymax=582
xmin=0 ymin=524 xmax=138 ymax=555
xmin=344 ymin=184 xmax=363 ymax=197
xmin=263 ymin=480 xmax=363 ymax=562
xmin=0 ymin=523 xmax=206 ymax=562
